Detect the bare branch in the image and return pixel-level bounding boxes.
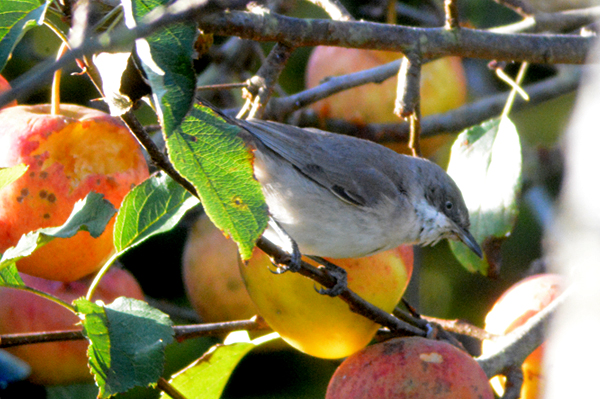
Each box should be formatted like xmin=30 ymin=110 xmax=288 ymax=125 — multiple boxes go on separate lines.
xmin=197 ymin=10 xmax=593 ymax=64
xmin=240 ymin=42 xmax=295 ymax=119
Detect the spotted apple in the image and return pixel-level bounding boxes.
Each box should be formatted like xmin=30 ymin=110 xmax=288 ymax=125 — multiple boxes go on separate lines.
xmin=0 ymin=104 xmax=149 ymax=282
xmin=326 ymin=336 xmax=494 ymax=398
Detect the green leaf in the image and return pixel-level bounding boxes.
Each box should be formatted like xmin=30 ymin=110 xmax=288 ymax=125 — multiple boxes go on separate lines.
xmin=0 ymin=263 xmax=23 ymax=286
xmin=447 ymin=118 xmax=522 ymax=275
xmin=0 ymin=192 xmax=116 ymax=271
xmin=165 ymin=104 xmax=268 ymax=260
xmin=0 ymin=164 xmax=28 ymax=191
xmin=0 ymin=0 xmax=50 ymax=72
xmin=123 ymin=0 xmax=196 ymax=133
xmin=161 ymin=332 xmax=278 ymax=399
xmin=113 ymin=172 xmax=200 ymax=253
xmin=75 ymin=297 xmax=174 ymax=398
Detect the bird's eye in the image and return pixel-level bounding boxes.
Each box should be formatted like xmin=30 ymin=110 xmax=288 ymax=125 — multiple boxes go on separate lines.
xmin=445 ymin=201 xmax=453 ymax=211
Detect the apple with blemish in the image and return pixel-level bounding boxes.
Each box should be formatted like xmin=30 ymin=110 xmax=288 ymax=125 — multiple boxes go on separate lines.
xmin=0 ymin=267 xmax=145 ymax=385
xmin=0 ymin=104 xmax=149 ymax=282
xmin=326 ymin=336 xmax=494 ymax=399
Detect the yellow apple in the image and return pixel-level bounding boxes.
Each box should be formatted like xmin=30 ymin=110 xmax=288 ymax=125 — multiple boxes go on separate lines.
xmin=239 ymin=245 xmax=413 ymax=359
xmin=305 ymin=47 xmax=467 ymax=161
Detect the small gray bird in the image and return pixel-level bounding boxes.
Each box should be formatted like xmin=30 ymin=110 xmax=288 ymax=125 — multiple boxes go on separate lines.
xmin=239 ymin=118 xmax=482 ymax=259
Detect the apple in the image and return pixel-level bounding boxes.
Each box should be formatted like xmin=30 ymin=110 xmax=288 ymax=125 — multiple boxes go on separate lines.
xmin=326 ymin=336 xmax=494 ymax=398
xmin=0 ymin=74 xmax=16 ymax=108
xmin=0 ymin=104 xmax=149 ymax=282
xmin=0 ymin=267 xmax=145 ymax=385
xmin=305 ymin=47 xmax=467 ymax=161
xmin=182 ymin=213 xmax=258 ymax=322
xmin=239 ymin=245 xmax=413 ymax=359
xmin=483 ymin=273 xmax=563 ymax=399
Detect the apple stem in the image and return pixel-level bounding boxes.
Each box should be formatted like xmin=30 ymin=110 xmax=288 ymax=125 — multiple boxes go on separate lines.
xmin=499 ymin=62 xmax=530 ymax=119
xmin=2 ymin=284 xmax=76 ymax=314
xmin=86 ymin=252 xmax=120 ymax=301
xmin=51 ymin=42 xmax=70 ymax=116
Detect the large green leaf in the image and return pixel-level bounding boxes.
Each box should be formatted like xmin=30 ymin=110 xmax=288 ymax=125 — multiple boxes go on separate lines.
xmin=447 ymin=118 xmax=522 ymax=275
xmin=0 ymin=164 xmax=28 ymax=191
xmin=113 ymin=172 xmax=199 ymax=253
xmin=0 ymin=0 xmax=50 ymax=72
xmin=0 ymin=192 xmax=116 ymax=271
xmin=76 ymin=297 xmax=174 ymax=398
xmin=164 ymin=104 xmax=268 ymax=260
xmin=161 ymin=332 xmax=279 ymax=399
xmin=122 ymin=0 xmax=196 ymax=133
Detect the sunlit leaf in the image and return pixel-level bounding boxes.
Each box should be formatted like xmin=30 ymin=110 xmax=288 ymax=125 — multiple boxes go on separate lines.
xmin=164 ymin=104 xmax=268 ymax=260
xmin=113 ymin=172 xmax=199 ymax=254
xmin=447 ymin=118 xmax=522 ymax=276
xmin=0 ymin=192 xmax=116 ymax=271
xmin=161 ymin=332 xmax=279 ymax=399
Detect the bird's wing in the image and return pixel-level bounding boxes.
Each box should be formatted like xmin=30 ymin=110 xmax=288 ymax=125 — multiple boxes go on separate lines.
xmin=241 ymin=119 xmax=408 ymax=207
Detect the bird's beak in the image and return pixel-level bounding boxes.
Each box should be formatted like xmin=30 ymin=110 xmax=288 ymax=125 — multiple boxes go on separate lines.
xmin=454 ymin=226 xmax=483 ymax=259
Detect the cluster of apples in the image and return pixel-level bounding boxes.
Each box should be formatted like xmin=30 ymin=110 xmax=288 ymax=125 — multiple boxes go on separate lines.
xmin=0 ymin=75 xmax=149 ymax=384
xmin=182 ymin=48 xmax=561 ymax=397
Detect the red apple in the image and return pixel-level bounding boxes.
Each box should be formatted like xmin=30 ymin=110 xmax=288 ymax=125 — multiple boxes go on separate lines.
xmin=239 ymin=245 xmax=413 ymax=359
xmin=182 ymin=213 xmax=258 ymax=322
xmin=0 ymin=104 xmax=149 ymax=282
xmin=305 ymin=47 xmax=467 ymax=161
xmin=483 ymin=273 xmax=563 ymax=399
xmin=326 ymin=336 xmax=494 ymax=399
xmin=0 ymin=267 xmax=145 ymax=385
xmin=0 ymin=74 xmax=16 ymax=108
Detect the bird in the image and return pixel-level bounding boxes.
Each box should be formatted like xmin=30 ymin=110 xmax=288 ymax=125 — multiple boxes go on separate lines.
xmin=237 ymin=118 xmax=483 ymax=260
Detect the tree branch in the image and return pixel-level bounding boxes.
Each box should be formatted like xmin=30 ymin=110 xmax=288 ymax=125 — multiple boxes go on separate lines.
xmin=301 ymin=65 xmax=580 ymax=143
xmin=197 ymin=10 xmax=593 ymax=64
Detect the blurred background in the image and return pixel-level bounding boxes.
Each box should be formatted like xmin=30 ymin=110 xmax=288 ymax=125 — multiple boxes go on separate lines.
xmin=0 ymin=0 xmax=574 ymax=397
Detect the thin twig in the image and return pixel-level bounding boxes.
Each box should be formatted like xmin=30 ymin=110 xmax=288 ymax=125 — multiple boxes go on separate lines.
xmin=157 ymin=377 xmax=188 ymax=399
xmin=491 ymin=6 xmax=600 ymax=34
xmin=239 ymin=42 xmax=295 ymax=119
xmin=307 ymin=0 xmax=354 ymax=21
xmin=444 ymin=0 xmax=460 ymax=29
xmin=492 ymin=0 xmax=536 ymax=17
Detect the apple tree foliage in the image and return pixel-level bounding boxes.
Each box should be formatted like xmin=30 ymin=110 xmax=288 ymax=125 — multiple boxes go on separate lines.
xmin=0 ymin=0 xmax=528 ymax=397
